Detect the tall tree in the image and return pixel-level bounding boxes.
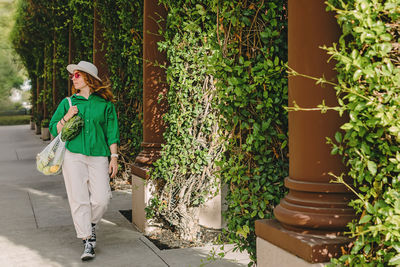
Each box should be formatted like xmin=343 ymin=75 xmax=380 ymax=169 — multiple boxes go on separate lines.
xmin=0 ymin=0 xmax=24 ymax=108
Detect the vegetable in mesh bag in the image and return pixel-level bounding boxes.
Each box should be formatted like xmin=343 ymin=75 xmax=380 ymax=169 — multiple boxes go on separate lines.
xmin=61 ymin=115 xmax=84 ymax=141
xmin=36 ymin=135 xmax=65 ymax=175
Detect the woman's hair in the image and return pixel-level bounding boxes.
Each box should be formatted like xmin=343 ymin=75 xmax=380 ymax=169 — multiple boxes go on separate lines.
xmin=71 ymin=71 xmax=115 ymax=102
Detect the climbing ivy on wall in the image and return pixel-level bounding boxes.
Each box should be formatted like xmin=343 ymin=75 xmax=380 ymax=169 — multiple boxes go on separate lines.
xmin=147 ymin=0 xmax=223 ymax=241
xmin=213 ymin=0 xmax=288 ymax=263
xmin=96 ymin=0 xmax=143 ymax=173
xmin=97 ymin=0 xmax=143 ymax=157
xmin=69 ymin=0 xmax=93 ymax=63
xmin=147 ymin=0 xmax=288 ymax=264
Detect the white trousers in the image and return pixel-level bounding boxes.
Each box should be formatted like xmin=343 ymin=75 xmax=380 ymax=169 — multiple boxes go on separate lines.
xmin=62 ymin=150 xmax=112 ymax=238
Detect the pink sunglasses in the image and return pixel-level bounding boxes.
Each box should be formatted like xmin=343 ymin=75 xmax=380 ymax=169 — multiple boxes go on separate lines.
xmin=69 ymin=72 xmax=81 ymax=80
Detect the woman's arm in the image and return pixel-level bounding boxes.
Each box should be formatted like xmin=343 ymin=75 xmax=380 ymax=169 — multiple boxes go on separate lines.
xmin=106 ymin=102 xmax=120 ymax=178
xmin=109 ymin=143 xmax=118 ymax=178
xmin=49 ymin=98 xmax=79 ymax=136
xmin=55 ymin=106 xmax=79 ymax=133
xmin=56 ymin=120 xmax=64 ymax=134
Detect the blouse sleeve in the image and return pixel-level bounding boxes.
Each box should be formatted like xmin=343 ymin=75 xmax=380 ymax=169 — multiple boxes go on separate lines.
xmin=49 ymin=98 xmax=68 ymax=137
xmin=106 ymin=102 xmax=120 ymax=146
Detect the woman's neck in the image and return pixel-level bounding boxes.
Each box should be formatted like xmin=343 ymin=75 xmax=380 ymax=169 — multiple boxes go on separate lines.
xmin=78 ymin=86 xmax=91 ymax=99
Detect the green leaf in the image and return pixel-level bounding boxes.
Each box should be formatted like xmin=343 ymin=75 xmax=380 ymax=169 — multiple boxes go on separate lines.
xmin=335 ymin=132 xmax=342 ymax=143
xmin=367 ymin=161 xmax=377 ymax=176
xmin=353 ymin=69 xmax=362 ymax=81
xmin=366 ymin=203 xmax=374 ymax=214
xmin=341 ymin=123 xmax=353 ymax=130
xmin=281 ymin=140 xmax=287 ymax=149
xmin=389 ymin=254 xmax=400 ymax=265
xmin=359 ymin=215 xmax=372 ymax=224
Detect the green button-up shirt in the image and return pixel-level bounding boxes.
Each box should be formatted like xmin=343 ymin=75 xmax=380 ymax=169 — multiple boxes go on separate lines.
xmin=49 ymin=93 xmax=120 ymax=156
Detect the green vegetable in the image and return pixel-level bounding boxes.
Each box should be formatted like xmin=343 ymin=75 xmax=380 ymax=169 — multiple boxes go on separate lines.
xmin=61 ymin=115 xmax=84 ymax=141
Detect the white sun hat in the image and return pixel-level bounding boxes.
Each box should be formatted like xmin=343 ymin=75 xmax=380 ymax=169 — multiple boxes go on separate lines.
xmin=66 ymin=61 xmax=102 ymax=81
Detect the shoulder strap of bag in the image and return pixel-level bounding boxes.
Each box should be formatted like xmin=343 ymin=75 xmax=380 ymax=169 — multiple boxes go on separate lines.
xmin=67 ymin=97 xmax=72 ymax=108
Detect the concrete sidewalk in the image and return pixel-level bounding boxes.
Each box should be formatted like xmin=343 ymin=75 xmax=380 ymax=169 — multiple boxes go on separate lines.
xmin=0 ymin=125 xmax=250 ymax=267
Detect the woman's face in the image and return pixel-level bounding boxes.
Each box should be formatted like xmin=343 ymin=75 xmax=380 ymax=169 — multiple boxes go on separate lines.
xmin=71 ymin=71 xmax=86 ymax=90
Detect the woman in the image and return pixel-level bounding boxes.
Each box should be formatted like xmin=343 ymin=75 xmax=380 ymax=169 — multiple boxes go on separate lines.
xmin=49 ymin=61 xmax=120 ymax=261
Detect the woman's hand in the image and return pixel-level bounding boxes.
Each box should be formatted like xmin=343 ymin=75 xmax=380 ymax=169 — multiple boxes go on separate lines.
xmin=64 ymin=105 xmax=78 ymax=121
xmin=109 ymin=157 xmax=118 ymax=178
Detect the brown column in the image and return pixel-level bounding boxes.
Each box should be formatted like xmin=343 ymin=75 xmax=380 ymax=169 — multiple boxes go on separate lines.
xmin=132 ymin=0 xmax=168 ymax=178
xmin=255 ymin=0 xmax=356 ymax=263
xmin=93 ymin=4 xmax=109 ymax=79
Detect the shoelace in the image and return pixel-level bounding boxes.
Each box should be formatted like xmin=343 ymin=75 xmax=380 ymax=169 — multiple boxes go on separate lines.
xmin=91 ymin=225 xmax=96 ymax=240
xmin=84 ymin=239 xmax=93 ymax=253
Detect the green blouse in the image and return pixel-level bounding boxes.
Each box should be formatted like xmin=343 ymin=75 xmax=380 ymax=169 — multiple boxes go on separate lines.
xmin=49 ymin=93 xmax=120 ymax=156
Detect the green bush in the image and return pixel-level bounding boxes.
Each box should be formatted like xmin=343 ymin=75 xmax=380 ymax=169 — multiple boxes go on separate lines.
xmin=0 ymin=115 xmax=30 ymax=126
xmin=311 ymin=0 xmax=400 ymax=265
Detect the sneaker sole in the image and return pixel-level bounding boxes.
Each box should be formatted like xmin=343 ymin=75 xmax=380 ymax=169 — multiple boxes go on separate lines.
xmin=81 ymin=254 xmax=95 ymax=261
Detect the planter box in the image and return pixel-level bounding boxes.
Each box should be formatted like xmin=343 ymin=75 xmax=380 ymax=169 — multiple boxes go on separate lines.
xmin=41 ymin=127 xmax=50 ymax=141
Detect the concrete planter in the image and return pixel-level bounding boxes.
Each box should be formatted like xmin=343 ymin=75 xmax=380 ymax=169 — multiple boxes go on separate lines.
xmin=41 ymin=127 xmax=50 ymax=141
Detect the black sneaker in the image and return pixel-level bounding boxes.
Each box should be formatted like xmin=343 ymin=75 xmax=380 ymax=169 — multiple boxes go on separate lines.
xmin=81 ymin=239 xmax=95 ymax=261
xmin=89 ymin=223 xmax=96 ymax=248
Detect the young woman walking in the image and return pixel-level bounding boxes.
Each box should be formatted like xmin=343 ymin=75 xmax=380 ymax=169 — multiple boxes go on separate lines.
xmin=49 ymin=61 xmax=120 ymax=261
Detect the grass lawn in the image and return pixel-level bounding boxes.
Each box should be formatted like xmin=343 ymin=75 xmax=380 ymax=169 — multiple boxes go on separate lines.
xmin=0 ymin=115 xmax=30 ymax=125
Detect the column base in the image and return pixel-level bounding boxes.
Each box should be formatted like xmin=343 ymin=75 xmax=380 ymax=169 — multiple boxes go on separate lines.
xmin=131 ymin=163 xmax=151 ymax=179
xmin=134 ymin=142 xmax=162 ymax=166
xmin=255 ymin=219 xmax=351 ymax=264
